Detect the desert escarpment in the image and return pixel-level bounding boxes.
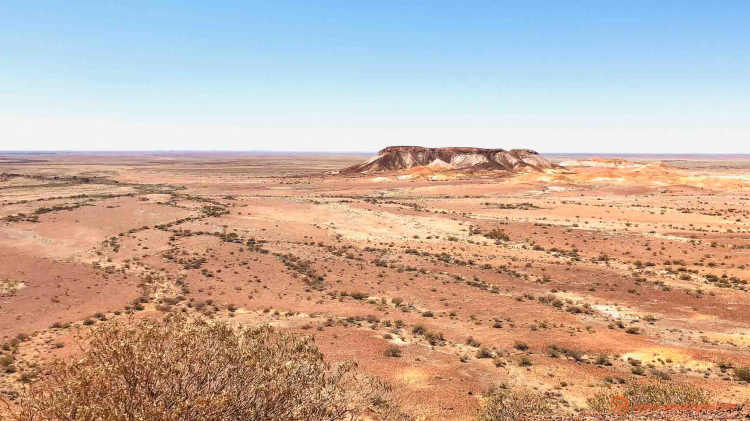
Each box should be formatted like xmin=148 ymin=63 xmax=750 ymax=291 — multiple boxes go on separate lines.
xmin=341 ymin=146 xmax=553 ymax=174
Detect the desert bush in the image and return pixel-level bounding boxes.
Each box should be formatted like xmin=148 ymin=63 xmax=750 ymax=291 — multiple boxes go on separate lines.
xmin=350 ymin=292 xmax=370 ymax=300
xmin=518 ymin=356 xmax=533 ymax=367
xmin=735 ymin=366 xmax=750 ymax=382
xmin=631 ymin=365 xmax=646 ymax=376
xmin=563 ymin=348 xmax=585 ymax=362
xmin=476 ymin=348 xmax=493 ymax=359
xmin=588 ymin=381 xmax=711 ymax=413
xmin=466 ymin=336 xmax=481 ymax=347
xmin=513 ymin=341 xmax=528 ymax=351
xmin=384 ymin=345 xmax=402 ymax=358
xmin=424 ymin=331 xmax=445 ymax=346
xmin=625 ymin=327 xmax=640 ymax=335
xmin=484 ymin=229 xmax=510 ymax=242
xmin=594 ymin=354 xmax=612 ymax=366
xmin=476 ymin=388 xmax=550 ymax=420
xmin=2 ymin=316 xmax=404 ymax=421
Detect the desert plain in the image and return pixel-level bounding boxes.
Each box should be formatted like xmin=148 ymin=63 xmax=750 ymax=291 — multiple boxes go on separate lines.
xmin=1 ymin=151 xmax=750 ymax=419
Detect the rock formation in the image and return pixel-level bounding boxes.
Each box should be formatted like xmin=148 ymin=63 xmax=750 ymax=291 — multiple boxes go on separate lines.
xmin=341 ymin=146 xmax=552 ymax=174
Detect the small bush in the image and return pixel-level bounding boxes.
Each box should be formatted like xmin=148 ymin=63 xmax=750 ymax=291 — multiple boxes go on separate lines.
xmin=477 ymin=388 xmax=549 ymax=420
xmin=466 ymin=336 xmax=481 ymax=347
xmin=594 ymin=354 xmax=612 ymax=366
xmin=554 ymin=347 xmax=584 ymax=362
xmin=735 ymin=366 xmax=750 ymax=382
xmin=384 ymin=345 xmax=402 ymax=358
xmin=424 ymin=331 xmax=445 ymax=346
xmin=476 ymin=348 xmax=493 ymax=359
xmin=350 ymin=292 xmax=369 ymax=300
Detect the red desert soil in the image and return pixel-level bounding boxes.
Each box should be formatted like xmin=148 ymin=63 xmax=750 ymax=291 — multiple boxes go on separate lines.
xmin=1 ymin=151 xmax=749 ymax=419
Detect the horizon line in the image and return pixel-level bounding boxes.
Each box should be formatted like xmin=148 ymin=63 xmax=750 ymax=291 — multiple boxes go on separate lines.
xmin=2 ymin=150 xmax=750 ymax=157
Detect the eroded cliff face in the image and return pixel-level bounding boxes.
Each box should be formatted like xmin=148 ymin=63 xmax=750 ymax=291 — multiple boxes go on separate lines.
xmin=342 ymin=146 xmax=552 ymax=174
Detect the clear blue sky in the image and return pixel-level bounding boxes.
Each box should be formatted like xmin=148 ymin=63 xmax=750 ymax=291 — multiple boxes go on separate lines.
xmin=1 ymin=1 xmax=748 ymax=153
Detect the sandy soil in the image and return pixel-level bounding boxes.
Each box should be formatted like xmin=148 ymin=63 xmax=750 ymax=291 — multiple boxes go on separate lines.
xmin=1 ymin=152 xmax=749 ymax=419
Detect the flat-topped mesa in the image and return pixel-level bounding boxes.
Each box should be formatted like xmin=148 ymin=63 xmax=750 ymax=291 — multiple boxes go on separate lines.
xmin=341 ymin=146 xmax=552 ymax=174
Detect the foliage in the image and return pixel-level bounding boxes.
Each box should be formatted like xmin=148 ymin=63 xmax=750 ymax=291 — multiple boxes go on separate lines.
xmin=735 ymin=366 xmax=750 ymax=382
xmin=587 ymin=381 xmax=711 ymax=413
xmin=2 ymin=317 xmax=405 ymax=421
xmin=476 ymin=388 xmax=549 ymax=421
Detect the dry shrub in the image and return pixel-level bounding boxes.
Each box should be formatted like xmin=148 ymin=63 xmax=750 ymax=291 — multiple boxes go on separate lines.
xmin=587 ymin=380 xmax=711 ymax=413
xmin=735 ymin=366 xmax=750 ymax=382
xmin=476 ymin=388 xmax=550 ymax=421
xmin=2 ymin=316 xmax=407 ymax=421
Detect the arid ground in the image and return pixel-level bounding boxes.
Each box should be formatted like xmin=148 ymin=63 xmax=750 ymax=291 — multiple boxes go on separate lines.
xmin=1 ymin=152 xmax=750 ymax=419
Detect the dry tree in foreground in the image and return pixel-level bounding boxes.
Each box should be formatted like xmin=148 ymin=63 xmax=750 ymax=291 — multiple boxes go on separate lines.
xmin=2 ymin=316 xmax=407 ymax=421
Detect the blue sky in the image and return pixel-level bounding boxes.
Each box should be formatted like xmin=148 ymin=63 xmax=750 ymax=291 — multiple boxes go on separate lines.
xmin=1 ymin=1 xmax=748 ymax=152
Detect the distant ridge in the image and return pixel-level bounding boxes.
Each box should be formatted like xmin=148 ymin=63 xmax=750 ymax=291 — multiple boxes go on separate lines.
xmin=340 ymin=146 xmax=553 ymax=174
